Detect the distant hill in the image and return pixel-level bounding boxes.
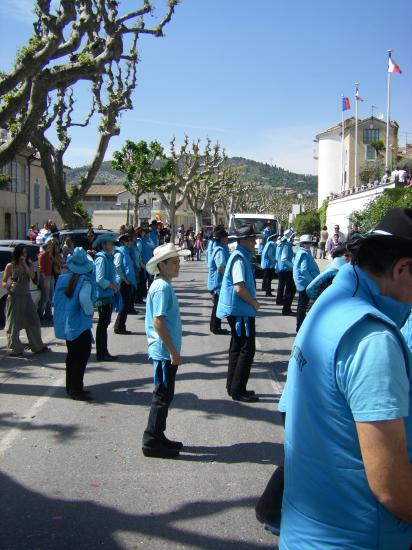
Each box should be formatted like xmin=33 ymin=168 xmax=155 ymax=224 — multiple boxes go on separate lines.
xmin=67 ymin=157 xmax=317 ymax=193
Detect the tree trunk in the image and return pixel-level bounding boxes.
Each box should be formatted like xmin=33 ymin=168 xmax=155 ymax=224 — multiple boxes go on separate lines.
xmin=211 ymin=209 xmax=218 ymax=226
xmin=56 ymin=201 xmax=89 ymax=228
xmin=195 ymin=210 xmax=203 ymax=234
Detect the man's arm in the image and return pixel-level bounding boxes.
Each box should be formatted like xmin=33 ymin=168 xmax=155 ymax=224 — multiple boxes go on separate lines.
xmin=153 ymin=316 xmax=182 ymax=366
xmin=356 ymin=419 xmax=412 ymax=523
xmin=235 ymin=282 xmax=260 ymax=311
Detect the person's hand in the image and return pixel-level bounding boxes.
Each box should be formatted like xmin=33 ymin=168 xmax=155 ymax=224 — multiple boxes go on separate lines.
xmin=254 ymin=300 xmax=261 ymax=312
xmin=170 ymin=352 xmax=183 ymax=366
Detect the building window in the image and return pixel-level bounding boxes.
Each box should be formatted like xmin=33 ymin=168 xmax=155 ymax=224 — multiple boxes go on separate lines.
xmin=366 ymin=145 xmax=377 ymax=161
xmin=45 ymin=187 xmax=51 ymax=210
xmin=363 ymin=129 xmax=380 ymax=144
xmin=34 ymin=181 xmax=40 ymax=209
xmin=11 ymin=160 xmax=17 ymax=192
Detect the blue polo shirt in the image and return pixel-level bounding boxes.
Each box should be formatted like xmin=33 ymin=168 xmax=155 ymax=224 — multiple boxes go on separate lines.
xmin=145 ymin=277 xmax=181 ymax=361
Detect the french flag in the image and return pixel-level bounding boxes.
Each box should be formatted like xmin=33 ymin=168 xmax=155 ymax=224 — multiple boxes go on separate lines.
xmin=342 ymin=97 xmax=351 ymax=111
xmin=355 ymin=86 xmax=363 ymax=101
xmin=388 ymin=52 xmax=402 ymax=74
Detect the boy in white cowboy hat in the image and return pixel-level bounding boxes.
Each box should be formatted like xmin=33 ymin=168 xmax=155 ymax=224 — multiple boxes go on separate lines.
xmin=142 ymin=243 xmax=190 ymax=459
xmin=293 ymin=234 xmax=320 ymax=332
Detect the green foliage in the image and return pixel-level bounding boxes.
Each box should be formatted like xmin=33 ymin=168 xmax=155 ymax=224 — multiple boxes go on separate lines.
xmin=293 ymin=210 xmax=320 ymax=235
xmin=398 ymin=157 xmax=412 ymax=171
xmin=318 ymin=198 xmax=328 ymax=227
xmin=0 ymin=173 xmax=11 ymax=185
xmin=229 ymin=156 xmax=317 ymax=192
xmin=370 ymin=140 xmax=385 ymax=157
xmin=112 ymin=139 xmax=175 ymax=196
xmin=15 ymin=36 xmax=43 ymax=65
xmin=351 ymin=188 xmax=412 ymax=232
xmin=359 ymin=159 xmax=385 ymax=184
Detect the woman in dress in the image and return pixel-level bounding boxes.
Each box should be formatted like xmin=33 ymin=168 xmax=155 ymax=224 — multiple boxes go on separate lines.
xmin=2 ymin=244 xmax=49 ymax=357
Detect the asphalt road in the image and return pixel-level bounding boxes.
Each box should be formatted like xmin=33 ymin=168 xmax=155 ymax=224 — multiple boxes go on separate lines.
xmin=0 ymin=260 xmax=296 ymax=550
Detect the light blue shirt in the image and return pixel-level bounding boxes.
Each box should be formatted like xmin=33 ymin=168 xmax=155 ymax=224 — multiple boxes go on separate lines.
xmin=79 ymin=280 xmax=94 ymax=316
xmin=336 ymin=321 xmax=409 ymax=422
xmin=214 ymin=249 xmax=227 ymax=270
xmin=145 ymin=277 xmax=181 ymax=361
xmin=232 ymin=258 xmax=245 ymax=284
xmin=95 ymin=254 xmax=112 ymax=289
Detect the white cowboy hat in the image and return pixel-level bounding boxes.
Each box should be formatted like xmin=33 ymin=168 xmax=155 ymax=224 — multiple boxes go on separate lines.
xmin=146 ymin=243 xmax=191 ymax=275
xmin=299 ymin=234 xmax=314 ymax=244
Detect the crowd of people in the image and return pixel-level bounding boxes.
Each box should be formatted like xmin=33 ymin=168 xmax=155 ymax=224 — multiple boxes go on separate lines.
xmin=2 ymin=208 xmax=412 ymax=548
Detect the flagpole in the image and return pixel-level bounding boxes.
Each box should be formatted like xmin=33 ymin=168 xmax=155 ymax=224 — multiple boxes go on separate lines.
xmin=341 ymin=96 xmax=345 ymax=192
xmin=385 ymin=49 xmax=392 ymax=172
xmin=354 ymin=83 xmax=359 ymax=189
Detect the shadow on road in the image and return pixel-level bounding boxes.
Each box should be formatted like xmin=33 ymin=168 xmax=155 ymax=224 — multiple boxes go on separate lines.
xmin=0 ymin=470 xmax=276 ymax=550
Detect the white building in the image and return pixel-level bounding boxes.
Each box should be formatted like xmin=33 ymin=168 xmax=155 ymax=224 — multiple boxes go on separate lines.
xmin=314 ymin=116 xmax=398 ymax=207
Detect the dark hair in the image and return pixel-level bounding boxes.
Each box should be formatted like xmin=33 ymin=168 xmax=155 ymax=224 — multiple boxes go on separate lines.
xmin=331 ymin=244 xmax=349 ymax=258
xmin=347 ymin=235 xmax=412 ymax=275
xmin=12 ymin=244 xmax=26 ymax=264
xmin=322 ymin=225 xmax=327 ymax=230
xmin=65 ymin=273 xmax=80 ymax=298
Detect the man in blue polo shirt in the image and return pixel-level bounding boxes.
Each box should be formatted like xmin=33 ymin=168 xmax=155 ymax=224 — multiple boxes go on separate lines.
xmin=207 ymin=227 xmax=230 ymax=335
xmin=279 ymin=208 xmax=412 ymax=549
xmin=217 ymin=225 xmax=260 ymax=403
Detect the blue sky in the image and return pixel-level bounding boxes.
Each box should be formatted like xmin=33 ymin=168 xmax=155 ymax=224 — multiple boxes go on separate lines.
xmin=0 ymin=0 xmax=410 ymax=175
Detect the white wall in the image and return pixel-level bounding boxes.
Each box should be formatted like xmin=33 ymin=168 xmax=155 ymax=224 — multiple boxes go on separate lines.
xmin=318 ymin=134 xmax=341 ymax=207
xmin=326 ymin=182 xmax=395 ymax=235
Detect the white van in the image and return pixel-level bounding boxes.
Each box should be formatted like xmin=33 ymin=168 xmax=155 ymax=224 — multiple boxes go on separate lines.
xmin=228 ymin=213 xmax=278 ymax=278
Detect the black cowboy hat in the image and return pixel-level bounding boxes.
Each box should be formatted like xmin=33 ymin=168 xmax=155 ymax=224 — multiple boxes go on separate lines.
xmin=370 ymin=208 xmax=412 ymax=241
xmin=234 ymin=224 xmax=258 ymax=240
xmin=213 ymin=228 xmax=229 ymax=240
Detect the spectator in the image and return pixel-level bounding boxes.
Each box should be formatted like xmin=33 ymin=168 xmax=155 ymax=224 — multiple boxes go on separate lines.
xmin=37 ymin=237 xmax=54 ymax=323
xmin=2 ymin=244 xmax=49 ymax=357
xmin=319 ymin=226 xmax=328 ymax=259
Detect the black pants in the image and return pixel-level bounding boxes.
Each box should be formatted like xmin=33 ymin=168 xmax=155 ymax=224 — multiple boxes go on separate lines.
xmin=277 ymin=271 xmax=296 ymax=313
xmin=210 ymin=292 xmax=221 ymax=332
xmin=143 ymin=360 xmax=178 ymax=445
xmin=296 ymin=291 xmax=310 ymax=332
xmin=96 ymin=302 xmax=113 ymax=358
xmin=66 ymin=329 xmax=92 ymax=395
xmin=114 ymin=282 xmax=132 ymax=331
xmin=227 ymin=316 xmax=255 ymax=396
xmin=255 ymin=412 xmax=286 ymax=524
xmin=262 ymin=268 xmax=275 ymax=295
xmin=136 ymin=269 xmax=146 ymax=301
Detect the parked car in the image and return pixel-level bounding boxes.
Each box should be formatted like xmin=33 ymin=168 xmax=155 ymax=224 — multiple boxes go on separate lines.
xmin=0 ymin=242 xmax=41 ymax=328
xmin=58 ymin=229 xmax=118 ymax=250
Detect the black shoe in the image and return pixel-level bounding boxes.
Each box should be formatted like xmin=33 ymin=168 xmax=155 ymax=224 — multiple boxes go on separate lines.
xmin=245 ymin=389 xmax=256 ymax=396
xmin=276 ymin=300 xmax=283 ymax=305
xmin=232 ymin=393 xmax=260 ymax=403
xmin=212 ymin=328 xmax=230 ymax=335
xmin=282 ymin=310 xmax=295 ymax=316
xmin=33 ymin=346 xmax=50 ymax=355
xmin=69 ymin=391 xmax=94 ymax=401
xmin=96 ymin=353 xmax=118 ymax=362
xmin=142 ymin=445 xmax=180 ymax=459
xmin=265 ymin=292 xmax=274 ymax=297
xmin=114 ymin=329 xmax=132 ymax=335
xmin=161 ymin=434 xmax=184 ymax=449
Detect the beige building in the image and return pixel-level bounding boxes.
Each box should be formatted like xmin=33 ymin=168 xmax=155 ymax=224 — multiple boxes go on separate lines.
xmin=0 ymin=133 xmax=63 ymax=238
xmin=84 ymin=184 xmax=195 ymax=231
xmin=315 ymin=116 xmax=398 ymax=206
